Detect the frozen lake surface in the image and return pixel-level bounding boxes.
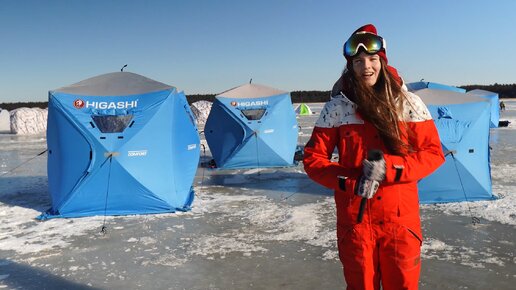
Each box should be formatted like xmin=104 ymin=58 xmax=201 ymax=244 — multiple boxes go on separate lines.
xmin=0 ymin=101 xmax=515 ymax=289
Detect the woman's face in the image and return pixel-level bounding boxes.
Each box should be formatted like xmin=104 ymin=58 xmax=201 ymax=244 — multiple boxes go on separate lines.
xmin=352 ymin=52 xmax=381 ymax=87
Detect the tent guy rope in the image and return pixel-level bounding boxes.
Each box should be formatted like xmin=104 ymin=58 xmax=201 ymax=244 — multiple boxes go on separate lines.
xmin=0 ymin=149 xmax=47 ymax=177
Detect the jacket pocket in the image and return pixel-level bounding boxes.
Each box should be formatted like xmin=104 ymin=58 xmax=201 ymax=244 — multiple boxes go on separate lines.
xmin=393 ymin=225 xmax=423 ymax=271
xmin=404 ymin=226 xmax=423 ymax=246
xmin=335 ymin=178 xmax=358 ymax=202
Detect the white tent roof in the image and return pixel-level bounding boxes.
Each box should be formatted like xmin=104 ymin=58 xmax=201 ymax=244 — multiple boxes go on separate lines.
xmin=414 ymin=88 xmax=488 ymax=105
xmin=52 ymin=72 xmax=174 ymax=96
xmin=466 ymin=89 xmax=498 ymax=97
xmin=217 ymin=83 xmax=287 ymax=99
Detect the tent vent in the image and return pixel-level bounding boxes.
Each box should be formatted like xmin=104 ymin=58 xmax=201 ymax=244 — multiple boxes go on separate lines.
xmin=92 ymin=115 xmax=134 ymax=133
xmin=118 ymin=136 xmax=124 ymax=139
xmin=100 ymin=136 xmax=106 ymax=139
xmin=469 ymin=149 xmax=474 ymax=153
xmin=241 ymin=109 xmax=266 ymax=120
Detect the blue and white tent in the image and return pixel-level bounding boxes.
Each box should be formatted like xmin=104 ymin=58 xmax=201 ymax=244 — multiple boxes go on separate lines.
xmin=204 ymin=83 xmax=298 ymax=169
xmin=413 ymin=88 xmax=494 ymax=203
xmin=406 ymin=81 xmax=466 ymax=93
xmin=40 ymin=72 xmax=200 ymax=219
xmin=466 ymin=89 xmax=500 ymax=128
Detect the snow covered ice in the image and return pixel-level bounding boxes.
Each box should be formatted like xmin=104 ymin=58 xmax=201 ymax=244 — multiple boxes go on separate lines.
xmin=0 ymin=101 xmax=515 ymax=289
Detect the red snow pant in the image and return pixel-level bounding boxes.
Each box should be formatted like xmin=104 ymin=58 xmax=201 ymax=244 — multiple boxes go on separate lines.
xmin=337 ymin=222 xmax=422 ymax=290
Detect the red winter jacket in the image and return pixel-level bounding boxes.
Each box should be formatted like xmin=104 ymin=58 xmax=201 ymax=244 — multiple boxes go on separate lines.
xmin=303 ymin=90 xmax=444 ymax=236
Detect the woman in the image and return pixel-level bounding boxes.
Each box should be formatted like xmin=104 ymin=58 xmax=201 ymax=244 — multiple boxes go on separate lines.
xmin=303 ymin=24 xmax=444 ymax=289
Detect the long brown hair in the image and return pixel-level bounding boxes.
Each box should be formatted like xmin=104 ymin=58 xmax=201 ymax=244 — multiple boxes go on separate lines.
xmin=341 ymin=58 xmax=410 ymax=155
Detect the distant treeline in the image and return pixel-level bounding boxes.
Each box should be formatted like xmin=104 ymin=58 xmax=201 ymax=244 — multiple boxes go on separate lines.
xmin=0 ymin=101 xmax=48 ymax=111
xmin=459 ymin=83 xmax=516 ymax=99
xmin=1 ymin=84 xmax=515 ymax=110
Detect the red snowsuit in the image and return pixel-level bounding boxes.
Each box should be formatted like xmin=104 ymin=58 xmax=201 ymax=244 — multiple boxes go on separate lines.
xmin=304 ymin=90 xmax=444 ymax=290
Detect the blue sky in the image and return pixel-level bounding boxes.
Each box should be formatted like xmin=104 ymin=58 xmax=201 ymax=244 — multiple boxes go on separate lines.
xmin=1 ymin=0 xmax=515 ymax=103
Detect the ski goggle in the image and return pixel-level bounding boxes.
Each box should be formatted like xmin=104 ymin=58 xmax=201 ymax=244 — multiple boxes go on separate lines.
xmin=343 ymin=32 xmax=386 ymax=57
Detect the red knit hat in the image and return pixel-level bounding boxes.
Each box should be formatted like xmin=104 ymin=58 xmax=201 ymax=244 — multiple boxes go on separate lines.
xmin=344 ymin=24 xmax=387 ymax=64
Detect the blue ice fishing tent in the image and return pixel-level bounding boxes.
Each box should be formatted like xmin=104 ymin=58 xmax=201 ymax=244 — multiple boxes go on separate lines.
xmin=40 ymin=72 xmax=200 ymax=219
xmin=204 ymin=83 xmax=298 ymax=169
xmin=466 ymin=89 xmax=500 ymax=128
xmin=413 ymin=88 xmax=494 ymax=203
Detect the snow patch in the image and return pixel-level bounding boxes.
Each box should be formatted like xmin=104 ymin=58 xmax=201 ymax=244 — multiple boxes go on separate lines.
xmin=422 ymin=238 xmax=506 ymax=268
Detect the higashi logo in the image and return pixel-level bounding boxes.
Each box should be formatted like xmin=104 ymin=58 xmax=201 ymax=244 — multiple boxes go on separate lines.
xmin=236 ymin=100 xmax=268 ymax=107
xmin=86 ymin=100 xmax=138 ymax=109
xmin=73 ymin=99 xmax=85 ymax=109
xmin=231 ymin=100 xmax=268 ymax=108
xmin=73 ymin=99 xmax=138 ymax=110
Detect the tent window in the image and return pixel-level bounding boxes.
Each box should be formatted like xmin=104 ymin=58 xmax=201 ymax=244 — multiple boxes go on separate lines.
xmin=92 ymin=115 xmax=134 ymax=133
xmin=241 ymin=109 xmax=266 ymax=121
